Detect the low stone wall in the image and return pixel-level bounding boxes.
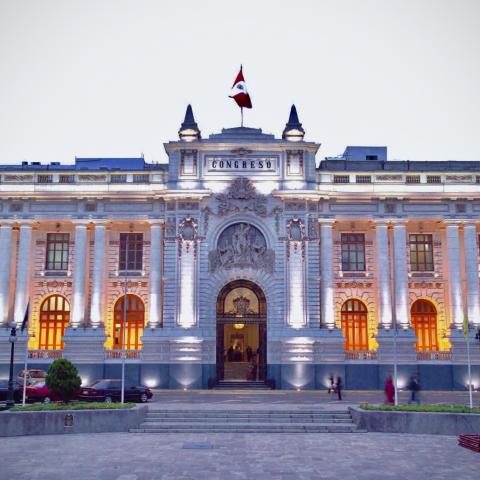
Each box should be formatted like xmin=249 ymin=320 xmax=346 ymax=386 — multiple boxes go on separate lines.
xmin=350 ymin=407 xmax=480 ymax=435
xmin=0 ymin=405 xmax=147 ymax=437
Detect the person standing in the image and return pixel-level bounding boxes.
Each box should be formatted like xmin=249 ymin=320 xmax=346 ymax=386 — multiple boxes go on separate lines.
xmin=384 ymin=375 xmax=395 ymax=405
xmin=336 ymin=376 xmax=343 ymax=401
xmin=407 ymin=374 xmax=420 ymax=405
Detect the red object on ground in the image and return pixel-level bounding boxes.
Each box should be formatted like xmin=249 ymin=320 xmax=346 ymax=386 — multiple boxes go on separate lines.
xmin=26 ymin=382 xmax=79 ymax=403
xmin=458 ymin=434 xmax=480 ymax=452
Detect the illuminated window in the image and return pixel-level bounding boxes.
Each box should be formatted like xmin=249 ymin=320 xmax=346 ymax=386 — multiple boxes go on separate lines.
xmin=113 ymin=294 xmax=145 ymax=350
xmin=411 ymin=300 xmax=438 ymax=351
xmin=409 ymin=234 xmax=434 ymax=271
xmin=341 ymin=299 xmax=368 ymax=351
xmin=119 ymin=233 xmax=143 ymax=271
xmin=341 ymin=233 xmax=365 ymax=271
xmin=45 ymin=233 xmax=70 ymax=271
xmin=39 ymin=295 xmax=70 ymax=350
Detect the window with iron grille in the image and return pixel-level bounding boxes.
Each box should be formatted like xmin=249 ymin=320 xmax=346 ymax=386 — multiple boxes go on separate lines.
xmin=333 ymin=175 xmax=350 ymax=184
xmin=341 ymin=233 xmax=366 ymax=271
xmin=59 ymin=175 xmax=75 ymax=184
xmin=37 ymin=175 xmax=53 ymax=183
xmin=409 ymin=234 xmax=434 ymax=271
xmin=426 ymin=175 xmax=441 ymax=184
xmin=45 ymin=233 xmax=70 ymax=270
xmin=119 ymin=233 xmax=143 ymax=271
xmin=111 ymin=174 xmax=127 ymax=183
xmin=476 ymin=176 xmax=480 ymax=184
xmin=355 ymin=175 xmax=372 ymax=184
xmin=133 ymin=174 xmax=149 ymax=183
xmin=406 ymin=175 xmax=420 ymax=184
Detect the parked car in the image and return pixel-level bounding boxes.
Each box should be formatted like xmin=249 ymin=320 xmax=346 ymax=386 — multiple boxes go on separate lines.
xmin=0 ymin=379 xmax=22 ymax=403
xmin=25 ymin=382 xmax=76 ymax=404
xmin=17 ymin=369 xmax=47 ymax=386
xmin=78 ymin=379 xmax=153 ymax=403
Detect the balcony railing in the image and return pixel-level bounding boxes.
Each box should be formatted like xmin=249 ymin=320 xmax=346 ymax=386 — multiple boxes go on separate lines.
xmin=28 ymin=350 xmax=63 ymax=360
xmin=345 ymin=351 xmax=378 ymax=361
xmin=416 ymin=351 xmax=452 ymax=361
xmin=105 ymin=350 xmax=142 ymax=360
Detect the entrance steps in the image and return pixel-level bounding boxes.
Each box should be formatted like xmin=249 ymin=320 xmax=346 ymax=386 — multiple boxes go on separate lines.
xmin=130 ymin=408 xmax=365 ymax=433
xmin=214 ymin=380 xmax=271 ymax=390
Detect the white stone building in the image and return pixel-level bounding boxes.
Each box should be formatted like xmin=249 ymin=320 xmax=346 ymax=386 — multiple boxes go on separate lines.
xmin=0 ymin=105 xmax=479 ymax=390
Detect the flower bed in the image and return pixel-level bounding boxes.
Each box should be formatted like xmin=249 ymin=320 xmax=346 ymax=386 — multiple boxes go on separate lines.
xmin=11 ymin=402 xmax=136 ymax=412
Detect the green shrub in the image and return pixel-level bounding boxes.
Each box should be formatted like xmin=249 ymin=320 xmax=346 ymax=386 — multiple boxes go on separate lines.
xmin=45 ymin=358 xmax=81 ymax=403
xmin=12 ymin=402 xmax=135 ymax=411
xmin=360 ymin=403 xmax=480 ymax=414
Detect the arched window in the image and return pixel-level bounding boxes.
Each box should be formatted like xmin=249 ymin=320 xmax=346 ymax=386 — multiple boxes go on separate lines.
xmin=411 ymin=300 xmax=438 ymax=351
xmin=39 ymin=295 xmax=70 ymax=350
xmin=341 ymin=299 xmax=368 ymax=351
xmin=113 ymin=294 xmax=145 ymax=350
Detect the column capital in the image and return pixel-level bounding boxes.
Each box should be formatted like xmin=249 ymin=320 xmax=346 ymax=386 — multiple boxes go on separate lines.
xmin=443 ymin=220 xmax=463 ymax=227
xmin=318 ymin=219 xmax=335 ymax=226
xmin=148 ymin=220 xmax=165 ymax=227
xmin=463 ymin=222 xmax=477 ymax=229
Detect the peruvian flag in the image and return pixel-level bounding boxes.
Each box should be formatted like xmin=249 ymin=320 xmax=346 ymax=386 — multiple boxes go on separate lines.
xmin=229 ymin=65 xmax=252 ymax=109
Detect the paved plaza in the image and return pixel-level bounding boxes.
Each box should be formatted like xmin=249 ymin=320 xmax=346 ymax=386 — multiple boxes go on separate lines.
xmin=1 ymin=430 xmax=478 ymax=480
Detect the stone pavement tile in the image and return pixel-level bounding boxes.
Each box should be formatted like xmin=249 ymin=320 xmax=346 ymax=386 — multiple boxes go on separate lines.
xmin=0 ymin=431 xmax=478 ymax=480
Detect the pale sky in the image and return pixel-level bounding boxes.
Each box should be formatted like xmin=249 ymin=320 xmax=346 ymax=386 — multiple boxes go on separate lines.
xmin=0 ymin=0 xmax=479 ymax=165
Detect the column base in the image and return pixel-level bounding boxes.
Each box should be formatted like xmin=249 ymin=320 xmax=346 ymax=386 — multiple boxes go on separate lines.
xmin=376 ymin=326 xmax=417 ymax=363
xmin=450 ymin=327 xmax=480 ymax=364
xmin=62 ymin=327 xmax=106 ymax=363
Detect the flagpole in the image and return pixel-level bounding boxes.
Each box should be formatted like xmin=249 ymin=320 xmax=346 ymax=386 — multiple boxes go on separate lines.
xmin=241 ymin=107 xmax=244 ymax=128
xmin=22 ymin=332 xmax=29 ymax=406
xmin=466 ymin=326 xmax=473 ymax=408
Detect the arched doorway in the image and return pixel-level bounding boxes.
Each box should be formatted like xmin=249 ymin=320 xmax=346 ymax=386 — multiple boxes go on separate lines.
xmin=216 ymin=280 xmax=267 ymax=381
xmin=39 ymin=294 xmax=70 ymax=350
xmin=113 ymin=294 xmax=145 ymax=350
xmin=341 ymin=299 xmax=369 ymax=351
xmin=411 ymin=299 xmax=438 ymax=351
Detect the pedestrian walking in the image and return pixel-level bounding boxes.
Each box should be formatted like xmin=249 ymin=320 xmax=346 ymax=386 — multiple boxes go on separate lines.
xmin=384 ymin=375 xmax=395 ymax=405
xmin=407 ymin=374 xmax=420 ymax=404
xmin=327 ymin=373 xmax=335 ymax=394
xmin=336 ymin=376 xmax=343 ymax=401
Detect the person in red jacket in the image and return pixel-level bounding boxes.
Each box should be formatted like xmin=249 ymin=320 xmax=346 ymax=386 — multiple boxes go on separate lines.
xmin=384 ymin=375 xmax=395 ymax=405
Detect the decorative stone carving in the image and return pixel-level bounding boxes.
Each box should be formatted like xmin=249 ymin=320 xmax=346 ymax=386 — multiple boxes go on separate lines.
xmin=375 ymin=175 xmax=402 ymax=182
xmin=228 ymin=295 xmax=255 ymax=315
xmin=286 ymin=218 xmax=305 ymax=241
xmin=446 ymin=175 xmax=473 ymax=183
xmin=3 ymin=175 xmax=34 ymax=182
xmin=308 ymin=218 xmax=318 ymax=239
xmin=285 ymin=201 xmax=305 ymax=211
xmin=166 ymin=217 xmax=176 ymax=236
xmin=178 ymin=202 xmax=199 ymax=211
xmin=215 ymin=177 xmax=267 ymax=217
xmin=78 ymin=175 xmax=106 ymax=182
xmin=209 ymin=222 xmax=274 ymax=273
xmin=178 ymin=217 xmax=198 ymax=256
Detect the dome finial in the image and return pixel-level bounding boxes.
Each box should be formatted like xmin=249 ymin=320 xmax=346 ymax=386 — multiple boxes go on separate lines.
xmin=282 ymin=104 xmax=305 ymax=141
xmin=179 ymin=104 xmax=201 ymax=141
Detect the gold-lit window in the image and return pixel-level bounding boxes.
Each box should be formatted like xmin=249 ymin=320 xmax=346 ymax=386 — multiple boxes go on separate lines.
xmin=411 ymin=299 xmax=438 ymax=351
xmin=113 ymin=294 xmax=145 ymax=350
xmin=39 ymin=295 xmax=70 ymax=350
xmin=341 ymin=299 xmax=368 ymax=351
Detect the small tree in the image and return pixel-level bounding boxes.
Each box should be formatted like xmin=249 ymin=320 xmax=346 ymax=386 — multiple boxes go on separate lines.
xmin=45 ymin=358 xmax=81 ymax=403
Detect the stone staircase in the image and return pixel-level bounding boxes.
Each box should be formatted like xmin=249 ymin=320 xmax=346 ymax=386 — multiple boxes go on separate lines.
xmin=130 ymin=408 xmax=365 ymax=433
xmin=214 ymin=380 xmax=271 ymax=390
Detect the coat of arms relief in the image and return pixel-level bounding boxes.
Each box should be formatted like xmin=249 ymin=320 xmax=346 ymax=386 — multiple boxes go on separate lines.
xmin=215 ymin=177 xmax=268 ymax=217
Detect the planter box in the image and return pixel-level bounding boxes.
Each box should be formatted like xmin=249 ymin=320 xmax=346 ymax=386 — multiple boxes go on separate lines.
xmin=350 ymin=407 xmax=480 ymax=435
xmin=0 ymin=405 xmax=147 ymax=437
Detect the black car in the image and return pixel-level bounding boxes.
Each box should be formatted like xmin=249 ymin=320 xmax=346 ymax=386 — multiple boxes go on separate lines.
xmin=0 ymin=379 xmax=22 ymax=403
xmin=78 ymin=379 xmax=153 ymax=403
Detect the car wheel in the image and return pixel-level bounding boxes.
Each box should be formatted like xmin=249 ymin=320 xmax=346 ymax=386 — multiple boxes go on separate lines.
xmin=140 ymin=393 xmax=148 ymax=403
xmin=104 ymin=396 xmax=113 ymax=404
xmin=43 ymin=396 xmax=51 ymax=404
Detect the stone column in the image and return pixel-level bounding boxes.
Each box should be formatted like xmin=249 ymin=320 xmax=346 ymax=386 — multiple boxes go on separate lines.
xmin=446 ymin=223 xmax=463 ymax=328
xmin=13 ymin=224 xmax=32 ymax=326
xmin=0 ymin=224 xmax=13 ymax=325
xmin=320 ymin=221 xmax=335 ymax=327
xmin=148 ymin=222 xmax=163 ymax=328
xmin=392 ymin=222 xmax=409 ymax=327
xmin=71 ymin=223 xmax=88 ymax=328
xmin=89 ymin=223 xmax=106 ymax=328
xmin=463 ymin=224 xmax=479 ymax=326
xmin=376 ymin=222 xmax=392 ymax=327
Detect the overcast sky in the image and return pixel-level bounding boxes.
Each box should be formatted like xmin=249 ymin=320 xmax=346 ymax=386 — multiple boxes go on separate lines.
xmin=1 ymin=0 xmax=479 ymax=165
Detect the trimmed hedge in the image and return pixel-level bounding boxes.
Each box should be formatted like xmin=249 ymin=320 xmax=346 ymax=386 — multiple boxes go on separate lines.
xmin=360 ymin=403 xmax=480 ymax=414
xmin=11 ymin=402 xmax=136 ymax=412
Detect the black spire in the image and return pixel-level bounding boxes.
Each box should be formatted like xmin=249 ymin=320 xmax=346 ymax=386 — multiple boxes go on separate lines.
xmin=282 ymin=104 xmax=305 ymax=140
xmin=179 ymin=104 xmax=201 ymax=140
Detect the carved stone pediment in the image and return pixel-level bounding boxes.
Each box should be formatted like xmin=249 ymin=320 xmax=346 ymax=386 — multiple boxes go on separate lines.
xmin=209 ymin=222 xmax=274 ymax=274
xmin=215 ymin=177 xmax=267 ymax=217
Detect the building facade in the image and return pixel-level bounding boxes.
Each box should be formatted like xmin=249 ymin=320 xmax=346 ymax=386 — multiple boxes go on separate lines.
xmin=1 ymin=105 xmax=479 ymax=390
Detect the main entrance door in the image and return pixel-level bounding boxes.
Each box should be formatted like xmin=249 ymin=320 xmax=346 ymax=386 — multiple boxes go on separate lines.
xmin=216 ymin=280 xmax=267 ymax=381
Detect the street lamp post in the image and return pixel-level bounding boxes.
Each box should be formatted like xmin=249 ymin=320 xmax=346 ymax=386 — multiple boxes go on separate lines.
xmin=6 ymin=326 xmax=18 ymax=409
